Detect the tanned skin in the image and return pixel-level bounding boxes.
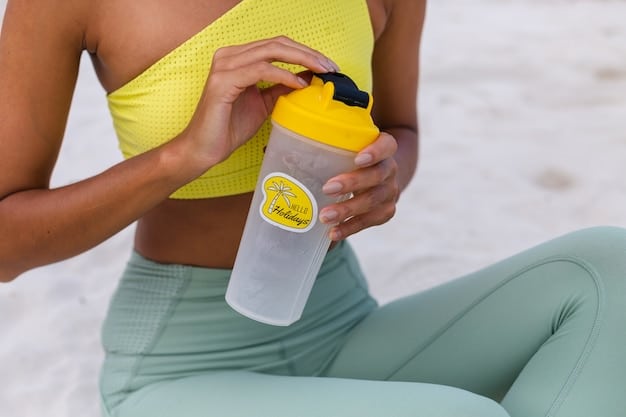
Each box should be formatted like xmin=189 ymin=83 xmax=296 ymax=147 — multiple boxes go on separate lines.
xmin=0 ymin=0 xmax=425 ymax=281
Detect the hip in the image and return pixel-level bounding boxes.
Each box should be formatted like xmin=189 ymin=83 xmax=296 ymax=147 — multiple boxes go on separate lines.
xmin=100 ymin=240 xmax=377 ymax=410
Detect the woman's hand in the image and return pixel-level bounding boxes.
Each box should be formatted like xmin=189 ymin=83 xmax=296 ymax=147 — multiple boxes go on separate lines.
xmin=180 ymin=36 xmax=339 ymax=174
xmin=319 ymin=132 xmax=399 ymax=241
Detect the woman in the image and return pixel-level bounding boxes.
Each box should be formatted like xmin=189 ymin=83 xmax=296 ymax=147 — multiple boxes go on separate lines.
xmin=1 ymin=0 xmax=625 ymax=416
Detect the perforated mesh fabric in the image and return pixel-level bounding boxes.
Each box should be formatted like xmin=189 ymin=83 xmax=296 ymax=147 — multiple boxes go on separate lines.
xmin=107 ymin=0 xmax=374 ymax=199
xmin=101 ymin=259 xmax=189 ymax=355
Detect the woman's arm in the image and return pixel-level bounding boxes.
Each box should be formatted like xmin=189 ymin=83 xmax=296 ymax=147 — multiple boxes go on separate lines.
xmin=371 ymin=0 xmax=424 ymax=191
xmin=0 ymin=1 xmax=334 ymax=282
xmin=319 ymin=0 xmax=426 ymax=240
xmin=0 ymin=0 xmax=197 ymax=281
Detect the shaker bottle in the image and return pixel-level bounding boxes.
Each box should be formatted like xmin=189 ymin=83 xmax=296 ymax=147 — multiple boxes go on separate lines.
xmin=226 ymin=72 xmax=379 ymax=326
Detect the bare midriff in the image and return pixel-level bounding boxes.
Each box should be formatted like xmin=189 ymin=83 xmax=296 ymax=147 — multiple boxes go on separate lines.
xmin=134 ymin=194 xmax=253 ymax=268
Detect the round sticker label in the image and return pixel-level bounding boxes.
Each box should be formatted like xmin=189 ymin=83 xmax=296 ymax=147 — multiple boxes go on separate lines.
xmin=259 ymin=173 xmax=317 ymax=233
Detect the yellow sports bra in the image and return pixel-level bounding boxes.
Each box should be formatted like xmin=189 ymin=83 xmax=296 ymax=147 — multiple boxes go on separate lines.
xmin=107 ymin=0 xmax=374 ymax=199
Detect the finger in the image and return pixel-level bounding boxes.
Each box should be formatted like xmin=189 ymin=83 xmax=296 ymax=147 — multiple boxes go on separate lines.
xmin=322 ymin=158 xmax=398 ymax=197
xmin=326 ymin=201 xmax=397 ymax=241
xmin=260 ymin=82 xmax=299 ymax=113
xmin=207 ymin=61 xmax=309 ymax=101
xmin=319 ymin=179 xmax=399 ymax=226
xmin=354 ymin=132 xmax=398 ymax=168
xmin=215 ymin=36 xmax=333 ymax=64
xmin=259 ymin=71 xmax=316 ymax=114
xmin=212 ymin=36 xmax=339 ymax=73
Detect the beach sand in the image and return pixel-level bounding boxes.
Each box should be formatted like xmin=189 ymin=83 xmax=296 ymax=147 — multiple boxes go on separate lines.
xmin=1 ymin=1 xmax=625 ymax=415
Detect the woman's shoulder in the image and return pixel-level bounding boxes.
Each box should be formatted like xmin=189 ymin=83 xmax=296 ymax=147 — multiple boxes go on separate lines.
xmin=2 ymin=0 xmax=91 ymax=46
xmin=368 ymin=0 xmax=426 ymax=40
xmin=0 ymin=0 xmax=93 ymax=201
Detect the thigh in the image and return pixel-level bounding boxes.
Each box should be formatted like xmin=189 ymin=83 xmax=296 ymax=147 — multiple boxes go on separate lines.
xmin=109 ymin=371 xmax=509 ymax=417
xmin=326 ymin=226 xmax=626 ymax=417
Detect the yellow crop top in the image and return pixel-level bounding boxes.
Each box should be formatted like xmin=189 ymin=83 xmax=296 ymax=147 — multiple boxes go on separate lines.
xmin=107 ymin=0 xmax=374 ymax=199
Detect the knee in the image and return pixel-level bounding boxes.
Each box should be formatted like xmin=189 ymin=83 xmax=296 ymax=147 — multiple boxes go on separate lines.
xmin=561 ymin=225 xmax=626 ymax=261
xmin=570 ymin=225 xmax=626 ymax=244
xmin=551 ymin=225 xmax=626 ymax=289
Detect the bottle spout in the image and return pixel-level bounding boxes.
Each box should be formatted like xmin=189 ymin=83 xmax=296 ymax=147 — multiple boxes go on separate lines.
xmin=314 ymin=72 xmax=371 ymax=109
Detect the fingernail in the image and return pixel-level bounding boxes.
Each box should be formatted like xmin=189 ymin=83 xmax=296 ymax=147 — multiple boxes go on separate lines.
xmin=322 ymin=181 xmax=343 ymax=194
xmin=320 ymin=209 xmax=339 ymax=223
xmin=355 ymin=153 xmax=373 ymax=166
xmin=297 ymin=76 xmax=309 ymax=87
xmin=327 ymin=58 xmax=340 ymax=72
xmin=329 ymin=228 xmax=343 ymax=241
xmin=318 ymin=58 xmax=335 ymax=72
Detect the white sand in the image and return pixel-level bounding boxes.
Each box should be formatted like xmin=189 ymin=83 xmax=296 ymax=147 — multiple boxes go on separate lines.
xmin=1 ymin=1 xmax=625 ymax=416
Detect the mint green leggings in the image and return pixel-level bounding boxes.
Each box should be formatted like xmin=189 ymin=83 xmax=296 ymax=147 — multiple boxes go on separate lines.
xmin=100 ymin=226 xmax=626 ymax=417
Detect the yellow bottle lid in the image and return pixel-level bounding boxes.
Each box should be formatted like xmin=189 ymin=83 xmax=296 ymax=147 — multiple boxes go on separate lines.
xmin=271 ymin=73 xmax=380 ymax=152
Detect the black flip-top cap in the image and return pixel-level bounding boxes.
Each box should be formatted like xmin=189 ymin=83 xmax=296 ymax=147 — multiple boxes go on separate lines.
xmin=315 ymin=72 xmax=370 ymax=109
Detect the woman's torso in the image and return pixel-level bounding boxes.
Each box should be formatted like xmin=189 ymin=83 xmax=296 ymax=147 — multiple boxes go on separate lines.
xmin=84 ymin=0 xmax=388 ymax=268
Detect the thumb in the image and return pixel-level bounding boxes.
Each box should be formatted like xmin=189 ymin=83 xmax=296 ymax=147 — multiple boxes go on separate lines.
xmin=261 ymin=83 xmax=296 ymax=113
xmin=261 ymin=70 xmax=314 ymax=113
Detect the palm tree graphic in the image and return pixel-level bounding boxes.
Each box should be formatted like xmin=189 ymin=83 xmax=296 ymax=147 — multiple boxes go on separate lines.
xmin=267 ymin=181 xmax=297 ymax=214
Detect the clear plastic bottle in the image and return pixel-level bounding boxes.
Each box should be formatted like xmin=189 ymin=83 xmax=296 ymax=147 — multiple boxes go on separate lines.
xmin=226 ymin=73 xmax=379 ymax=326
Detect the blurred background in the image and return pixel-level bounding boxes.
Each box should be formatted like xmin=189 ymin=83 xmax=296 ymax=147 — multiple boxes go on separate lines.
xmin=1 ymin=1 xmax=625 ymax=416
